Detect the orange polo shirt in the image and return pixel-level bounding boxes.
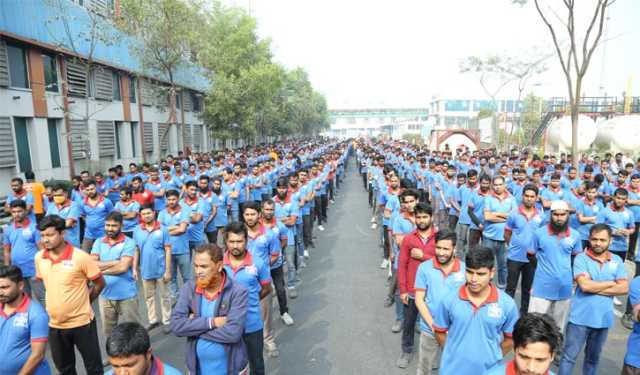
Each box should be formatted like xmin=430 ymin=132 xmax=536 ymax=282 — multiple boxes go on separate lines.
xmin=35 ymin=243 xmax=102 ymax=329
xmin=25 ymin=181 xmax=45 ymax=214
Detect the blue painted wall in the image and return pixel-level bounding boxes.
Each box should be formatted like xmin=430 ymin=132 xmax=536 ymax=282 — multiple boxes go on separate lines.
xmin=0 ymin=0 xmax=210 ymax=91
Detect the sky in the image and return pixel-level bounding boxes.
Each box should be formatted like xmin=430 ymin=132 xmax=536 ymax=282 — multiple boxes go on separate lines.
xmin=224 ymin=0 xmax=640 ymax=109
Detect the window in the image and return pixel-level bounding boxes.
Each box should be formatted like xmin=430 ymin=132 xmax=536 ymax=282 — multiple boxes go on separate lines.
xmin=42 ymin=54 xmax=58 ymax=92
xmin=129 ymin=77 xmax=136 ymax=103
xmin=192 ymin=92 xmax=202 ymax=112
xmin=112 ymin=71 xmax=121 ymax=101
xmin=47 ymin=119 xmax=61 ymax=168
xmin=130 ymin=122 xmax=137 ymax=157
xmin=175 ymin=92 xmax=181 ymax=109
xmin=13 ymin=118 xmax=32 ymax=172
xmin=7 ymin=44 xmax=28 ymax=88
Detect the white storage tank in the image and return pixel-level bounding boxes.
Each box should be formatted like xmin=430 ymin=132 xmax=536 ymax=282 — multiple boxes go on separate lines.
xmin=595 ymin=115 xmax=640 ymax=152
xmin=547 ymin=115 xmax=597 ymax=151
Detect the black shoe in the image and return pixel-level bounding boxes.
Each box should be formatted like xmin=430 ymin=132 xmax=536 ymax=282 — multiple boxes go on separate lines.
xmin=384 ymin=296 xmax=394 ymax=308
xmin=621 ymin=313 xmax=634 ymax=330
xmin=146 ymin=322 xmax=161 ymax=331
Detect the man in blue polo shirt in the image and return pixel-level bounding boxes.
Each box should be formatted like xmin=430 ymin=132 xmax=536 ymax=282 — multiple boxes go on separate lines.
xmin=597 ymin=187 xmax=635 ymax=261
xmin=3 ymin=199 xmax=44 ymax=305
xmin=483 ymin=175 xmax=518 ymax=289
xmin=91 ymin=212 xmax=140 ymax=338
xmin=468 ymin=174 xmax=491 ymax=249
xmin=46 ymin=184 xmax=81 ymax=247
xmin=504 ymin=184 xmax=546 ymax=314
xmin=273 ymin=177 xmax=300 ymax=295
xmin=529 ymin=200 xmax=582 ymax=336
xmin=81 ymin=179 xmax=114 ymax=252
xmin=414 ymin=229 xmax=466 ymax=375
xmin=623 ymin=276 xmax=640 ymax=373
xmin=0 ymin=265 xmax=50 ymax=375
xmin=133 ymin=205 xmax=172 ymax=335
xmin=113 ymin=187 xmax=140 ymax=238
xmin=223 ymin=222 xmax=271 ymax=375
xmin=433 ymin=246 xmax=519 ymax=374
xmin=558 ymin=223 xmax=629 ymax=375
xmin=159 ymin=189 xmax=191 ymax=301
xmin=5 ymin=177 xmax=35 ymax=220
xmin=455 ymin=169 xmax=478 ymax=257
xmin=483 ymin=313 xmax=561 ymax=375
xmin=181 ymin=181 xmax=209 ymax=251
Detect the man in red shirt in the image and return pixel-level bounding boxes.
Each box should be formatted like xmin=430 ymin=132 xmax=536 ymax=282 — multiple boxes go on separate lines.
xmin=397 ymin=202 xmax=436 ymax=368
xmin=130 ymin=177 xmax=154 ymax=207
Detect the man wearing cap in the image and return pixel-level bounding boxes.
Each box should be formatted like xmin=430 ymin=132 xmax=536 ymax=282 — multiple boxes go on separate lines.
xmin=529 ymin=200 xmax=582 ymax=336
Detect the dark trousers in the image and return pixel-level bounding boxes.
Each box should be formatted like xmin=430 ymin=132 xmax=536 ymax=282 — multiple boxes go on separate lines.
xmin=270 ymin=265 xmax=288 ymax=315
xmin=448 ymin=214 xmax=458 ymax=230
xmin=468 ymin=229 xmax=482 ymax=250
xmin=630 ymin=223 xmax=640 ymax=260
xmin=49 ymin=319 xmax=103 ymax=375
xmin=506 ymin=257 xmax=537 ymax=314
xmin=362 ymin=173 xmax=368 ymax=190
xmin=243 ymin=329 xmax=265 ymax=375
xmin=383 ymin=225 xmax=391 ymax=259
xmin=302 ymin=214 xmax=313 ymax=247
xmin=320 ymin=194 xmax=328 ymax=221
xmin=626 ymin=261 xmax=640 ymax=315
xmin=328 ymin=179 xmax=335 ymax=201
xmin=368 ymin=185 xmax=374 ymax=208
xmin=314 ymin=196 xmax=324 ymax=225
xmin=402 ymin=298 xmax=419 ymax=353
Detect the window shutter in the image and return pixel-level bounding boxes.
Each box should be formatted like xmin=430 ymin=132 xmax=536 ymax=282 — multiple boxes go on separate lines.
xmin=69 ymin=119 xmax=89 ymax=159
xmin=143 ymin=122 xmax=153 ymax=152
xmin=93 ymin=67 xmax=113 ymax=101
xmin=183 ymin=90 xmax=193 ymax=112
xmin=192 ymin=124 xmax=202 ymax=151
xmin=0 ymin=39 xmax=9 ymax=87
xmin=183 ymin=124 xmax=192 ymax=149
xmin=0 ymin=117 xmax=17 ymax=167
xmin=66 ymin=60 xmax=88 ymax=98
xmin=157 ymin=123 xmax=169 ymax=151
xmin=97 ymin=120 xmax=115 ymax=157
xmin=141 ymin=80 xmax=154 ymax=106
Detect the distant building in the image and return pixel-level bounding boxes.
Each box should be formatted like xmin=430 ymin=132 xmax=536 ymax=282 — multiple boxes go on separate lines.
xmin=326 ymin=108 xmax=430 ymax=139
xmin=0 ymin=0 xmax=212 ymax=186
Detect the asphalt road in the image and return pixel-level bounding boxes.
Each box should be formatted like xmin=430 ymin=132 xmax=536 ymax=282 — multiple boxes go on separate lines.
xmin=61 ymin=156 xmax=632 ymax=374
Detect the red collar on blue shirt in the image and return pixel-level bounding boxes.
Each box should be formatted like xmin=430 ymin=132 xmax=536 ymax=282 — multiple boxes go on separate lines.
xmin=147 ymin=179 xmax=162 ymax=186
xmin=458 ymin=284 xmax=499 ymax=313
xmin=433 ymin=257 xmax=461 ymax=276
xmin=248 ymin=224 xmax=267 ymax=240
xmin=274 ymin=194 xmax=291 ymax=204
xmin=0 ymin=293 xmax=30 ymax=318
xmin=140 ymin=221 xmax=161 ymax=232
xmin=585 ymin=249 xmax=612 ymax=264
xmin=41 ymin=242 xmax=74 ymax=264
xmin=13 ymin=217 xmax=31 ymax=229
xmin=491 ymin=191 xmax=511 ymax=201
xmin=546 ymin=225 xmax=570 ymax=238
xmin=517 ymin=205 xmax=538 ymax=221
xmin=56 ymin=199 xmax=73 ymax=210
xmin=505 ymin=360 xmax=550 ymax=375
xmin=582 ymin=197 xmax=598 ymax=206
xmin=609 ymin=203 xmax=626 ymax=212
xmin=166 ymin=205 xmax=182 ymax=215
xmin=223 ymin=250 xmax=254 ymax=273
xmin=83 ymin=195 xmax=105 ymax=207
xmin=12 ymin=190 xmax=27 ymax=199
xmin=102 ymin=233 xmax=126 ymax=245
xmin=195 ymin=272 xmax=227 ymax=301
xmin=183 ymin=196 xmax=199 ymax=206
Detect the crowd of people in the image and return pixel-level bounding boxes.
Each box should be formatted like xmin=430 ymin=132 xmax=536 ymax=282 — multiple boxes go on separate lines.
xmin=0 ymin=139 xmax=349 ymax=375
xmin=356 ymin=141 xmax=640 ymax=375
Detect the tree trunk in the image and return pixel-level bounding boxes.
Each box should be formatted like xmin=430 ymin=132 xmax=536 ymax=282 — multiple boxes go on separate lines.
xmin=571 ymin=80 xmax=583 ymax=168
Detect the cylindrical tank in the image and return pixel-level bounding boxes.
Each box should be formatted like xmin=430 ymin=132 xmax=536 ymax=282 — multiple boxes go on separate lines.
xmin=547 ymin=115 xmax=597 ymax=151
xmin=595 ymin=115 xmax=640 ymax=152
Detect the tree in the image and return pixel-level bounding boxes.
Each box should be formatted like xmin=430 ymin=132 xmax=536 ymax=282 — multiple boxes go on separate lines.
xmin=512 ymin=0 xmax=616 ymax=166
xmin=117 ymin=0 xmax=201 ymax=154
xmin=518 ymin=93 xmax=544 ymax=145
xmin=45 ymin=0 xmax=118 ymax=176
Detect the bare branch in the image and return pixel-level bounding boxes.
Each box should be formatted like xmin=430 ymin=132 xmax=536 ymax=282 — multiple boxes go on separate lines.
xmin=581 ymin=0 xmax=610 ymax=77
xmin=534 ymin=0 xmax=572 ymax=82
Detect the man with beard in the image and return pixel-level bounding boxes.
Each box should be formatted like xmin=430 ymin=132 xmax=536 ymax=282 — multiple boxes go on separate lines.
xmin=91 ymin=212 xmax=140 ymax=338
xmin=455 ymin=169 xmax=478 ymax=257
xmin=298 ymin=169 xmax=316 ymax=252
xmin=483 ymin=313 xmax=562 ymax=375
xmin=105 ymin=322 xmax=181 ymax=375
xmin=3 ymin=200 xmax=44 ymax=304
xmin=529 ymin=200 xmax=582 ymax=336
xmin=397 ymin=203 xmax=436 ymax=368
xmin=223 ymin=167 xmax=242 ymax=222
xmin=386 ymin=189 xmax=418 ymax=330
xmin=223 ymin=222 xmax=272 ymax=375
xmin=273 ymin=178 xmax=300 ymax=296
xmin=130 ymin=176 xmax=154 ymax=207
xmin=181 ymin=181 xmax=209 ymax=251
xmin=414 ymin=229 xmax=466 ymax=375
xmin=81 ymin=179 xmax=115 ymax=252
xmin=288 ymin=174 xmax=307 ymax=268
xmin=158 ymin=190 xmax=190 ymax=302
xmin=260 ymin=199 xmax=292 ymax=326
xmin=504 ymin=184 xmax=546 ymax=315
xmin=483 ymin=176 xmax=518 ymax=289
xmin=170 ymin=243 xmax=249 ymax=375
xmin=558 ymin=224 xmax=628 ymax=374
xmin=133 ymin=205 xmax=172 ymax=335
xmin=114 ymin=187 xmax=140 ymax=238
xmin=382 ymin=174 xmax=401 ymax=269
xmin=35 ymin=215 xmax=105 ymax=374
xmin=5 ymin=177 xmax=35 ymax=219
xmin=433 ymin=247 xmax=519 ymax=374
xmin=467 ymin=174 xmax=491 ymax=249
xmin=197 ymin=175 xmax=216 ymax=245
xmin=0 ymin=265 xmax=50 ymax=375
xmin=243 ymin=201 xmax=284 ymax=358
xmin=144 ymin=167 xmax=167 ymax=212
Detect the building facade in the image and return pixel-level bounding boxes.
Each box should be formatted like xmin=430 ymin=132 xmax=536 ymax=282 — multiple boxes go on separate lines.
xmin=0 ymin=0 xmax=211 ymax=186
xmin=326 ymin=108 xmax=430 ymax=140
xmin=428 ymin=97 xmax=523 ymax=129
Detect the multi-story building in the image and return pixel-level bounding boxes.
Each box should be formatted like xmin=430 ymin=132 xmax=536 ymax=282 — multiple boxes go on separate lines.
xmin=326 ymin=108 xmax=430 ymax=139
xmin=428 ymin=97 xmax=523 ymax=129
xmin=0 ymin=0 xmax=211 ymax=186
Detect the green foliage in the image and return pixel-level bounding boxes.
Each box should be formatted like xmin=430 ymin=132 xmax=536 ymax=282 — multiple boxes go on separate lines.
xmin=402 ymin=133 xmax=423 ymax=145
xmin=477 ymin=108 xmax=494 ymax=120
